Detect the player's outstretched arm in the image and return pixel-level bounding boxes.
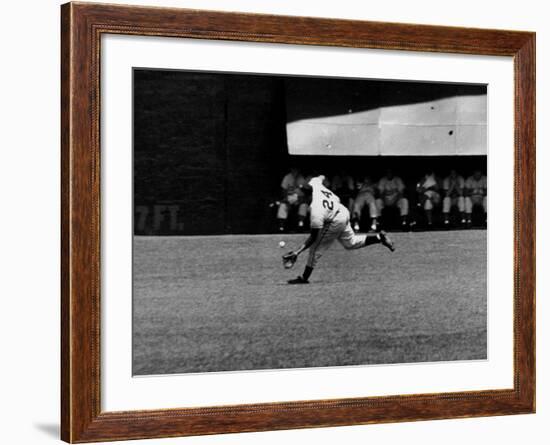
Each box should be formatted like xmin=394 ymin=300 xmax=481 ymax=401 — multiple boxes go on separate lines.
xmin=282 ymin=228 xmax=320 ymax=271
xmin=285 ymin=228 xmax=321 ymax=283
xmin=282 ymin=228 xmax=320 ymax=269
xmin=293 ymin=228 xmax=320 ymax=256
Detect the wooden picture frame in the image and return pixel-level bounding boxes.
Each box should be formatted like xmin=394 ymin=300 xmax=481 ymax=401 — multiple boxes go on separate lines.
xmin=61 ymin=2 xmax=535 ymax=442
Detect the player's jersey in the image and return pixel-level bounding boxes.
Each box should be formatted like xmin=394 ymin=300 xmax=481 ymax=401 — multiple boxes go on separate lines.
xmin=357 ymin=178 xmax=376 ymax=195
xmin=443 ymin=175 xmax=465 ymax=197
xmin=465 ymin=175 xmax=487 ymax=196
xmin=308 ymin=176 xmax=344 ymax=229
xmin=378 ymin=176 xmax=405 ymax=198
xmin=418 ymin=174 xmax=438 ymax=190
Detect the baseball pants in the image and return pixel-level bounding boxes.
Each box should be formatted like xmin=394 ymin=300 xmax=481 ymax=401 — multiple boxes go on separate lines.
xmin=307 ymin=208 xmax=367 ymax=268
xmin=376 ymin=195 xmax=409 ymax=216
xmin=465 ymin=195 xmax=487 ymax=213
xmin=353 ymin=191 xmax=378 ymax=218
xmin=443 ymin=196 xmax=465 ymax=213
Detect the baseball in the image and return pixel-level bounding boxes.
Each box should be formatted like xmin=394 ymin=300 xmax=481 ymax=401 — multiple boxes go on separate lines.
xmin=279 ymin=241 xmax=286 ymax=248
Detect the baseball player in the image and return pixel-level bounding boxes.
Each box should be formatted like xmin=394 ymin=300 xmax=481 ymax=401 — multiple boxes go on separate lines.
xmin=464 ymin=170 xmax=487 ymax=225
xmin=376 ymin=169 xmax=409 ymax=229
xmin=277 ymin=167 xmax=309 ymax=232
xmin=416 ymin=169 xmax=441 ymax=227
xmin=352 ymin=175 xmax=379 ymax=232
xmin=282 ymin=175 xmax=395 ymax=284
xmin=442 ymin=169 xmax=466 ymax=226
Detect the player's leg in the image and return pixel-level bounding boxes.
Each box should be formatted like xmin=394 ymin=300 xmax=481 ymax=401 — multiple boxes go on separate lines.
xmin=470 ymin=195 xmax=484 ymax=226
xmin=339 ymin=189 xmax=354 ymax=212
xmin=375 ymin=198 xmax=384 ymax=224
xmin=442 ymin=196 xmax=452 ymax=225
xmin=288 ymin=225 xmax=337 ymax=284
xmin=428 ymin=192 xmax=440 ymax=227
xmin=465 ymin=196 xmax=473 ymax=226
xmin=384 ymin=195 xmax=398 ymax=228
xmin=469 ymin=195 xmax=487 ymax=226
xmin=347 ymin=196 xmax=355 ymax=213
xmin=423 ymin=191 xmax=434 ymax=226
xmin=352 ymin=193 xmax=367 ymax=231
xmin=297 ymin=202 xmax=309 ymax=229
xmin=457 ymin=196 xmax=466 ymax=224
xmin=338 ymin=220 xmax=394 ymax=252
xmin=365 ymin=192 xmax=379 ymax=231
xmin=276 ymin=201 xmax=289 ymax=232
xmin=397 ymin=197 xmax=409 ymax=229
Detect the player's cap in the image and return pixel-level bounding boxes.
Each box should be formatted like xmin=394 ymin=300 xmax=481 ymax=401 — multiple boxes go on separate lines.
xmin=308 ymin=175 xmax=325 ymax=188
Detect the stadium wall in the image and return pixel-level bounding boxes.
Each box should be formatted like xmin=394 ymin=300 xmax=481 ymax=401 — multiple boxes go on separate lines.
xmin=286 ymin=78 xmax=487 ymax=156
xmin=134 ymin=70 xmax=487 ymax=235
xmin=134 ymin=69 xmax=289 ymax=235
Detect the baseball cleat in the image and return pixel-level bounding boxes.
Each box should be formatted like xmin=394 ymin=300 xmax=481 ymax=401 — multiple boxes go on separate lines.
xmin=379 ymin=230 xmax=395 ymax=252
xmin=353 ymin=222 xmax=360 ymax=232
xmin=287 ymin=276 xmax=309 ymax=285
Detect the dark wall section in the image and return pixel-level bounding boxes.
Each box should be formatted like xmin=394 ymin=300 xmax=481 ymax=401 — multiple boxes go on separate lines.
xmin=134 ymin=70 xmax=225 ymax=234
xmin=134 ymin=70 xmax=288 ymax=235
xmin=287 ymin=155 xmax=486 ymax=186
xmin=134 ymin=70 xmax=486 ymax=236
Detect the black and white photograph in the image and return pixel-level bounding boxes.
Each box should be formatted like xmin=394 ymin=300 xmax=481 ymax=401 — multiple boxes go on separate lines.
xmin=132 ymin=69 xmax=488 ymax=376
xmin=3 ymin=0 xmax=545 ymax=443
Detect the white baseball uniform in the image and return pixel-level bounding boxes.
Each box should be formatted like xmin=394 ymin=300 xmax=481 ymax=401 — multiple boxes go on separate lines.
xmin=442 ymin=174 xmax=465 ymax=213
xmin=277 ymin=172 xmax=309 ymax=219
xmin=353 ymin=179 xmax=378 ymax=218
xmin=306 ymin=177 xmax=368 ymax=268
xmin=376 ymin=176 xmax=409 ymax=216
xmin=465 ymin=175 xmax=487 ymax=213
xmin=418 ymin=173 xmax=441 ymax=210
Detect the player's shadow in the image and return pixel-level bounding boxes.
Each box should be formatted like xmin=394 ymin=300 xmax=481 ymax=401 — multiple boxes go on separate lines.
xmin=33 ymin=422 xmax=59 ymax=438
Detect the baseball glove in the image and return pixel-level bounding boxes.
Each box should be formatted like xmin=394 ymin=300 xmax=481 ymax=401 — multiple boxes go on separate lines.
xmin=282 ymin=251 xmax=298 ymax=269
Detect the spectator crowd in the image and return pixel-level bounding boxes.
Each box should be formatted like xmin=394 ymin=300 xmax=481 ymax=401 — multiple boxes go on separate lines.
xmin=275 ymin=166 xmax=487 ymax=232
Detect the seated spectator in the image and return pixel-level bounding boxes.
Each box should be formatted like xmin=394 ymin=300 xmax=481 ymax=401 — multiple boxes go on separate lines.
xmin=416 ymin=169 xmax=441 ymax=227
xmin=442 ymin=169 xmax=466 ymax=226
xmin=277 ymin=167 xmax=309 ymax=232
xmin=376 ymin=169 xmax=409 ymax=229
xmin=352 ymin=175 xmax=378 ymax=232
xmin=465 ymin=170 xmax=487 ymax=226
xmin=331 ymin=172 xmax=355 ymax=211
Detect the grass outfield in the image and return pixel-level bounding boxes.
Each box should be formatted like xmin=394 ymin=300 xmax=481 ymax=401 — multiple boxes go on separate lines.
xmin=133 ymin=230 xmax=487 ymax=375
